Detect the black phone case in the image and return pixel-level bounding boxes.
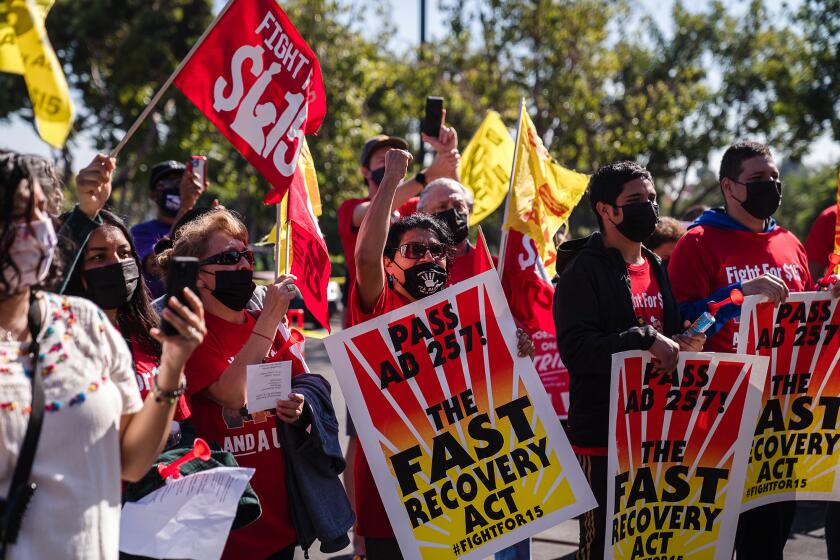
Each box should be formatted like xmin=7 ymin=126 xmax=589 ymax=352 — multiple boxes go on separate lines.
xmin=423 ymin=97 xmax=444 ymax=138
xmin=161 ymin=257 xmax=199 ymax=337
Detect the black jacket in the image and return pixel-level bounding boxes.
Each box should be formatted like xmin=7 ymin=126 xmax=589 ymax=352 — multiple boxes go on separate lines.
xmin=276 ymin=374 xmax=354 ymax=556
xmin=553 ymin=233 xmax=680 ymax=448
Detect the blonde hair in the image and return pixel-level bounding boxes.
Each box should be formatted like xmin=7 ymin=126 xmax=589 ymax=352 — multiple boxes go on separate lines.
xmin=156 ymin=208 xmax=248 ymax=271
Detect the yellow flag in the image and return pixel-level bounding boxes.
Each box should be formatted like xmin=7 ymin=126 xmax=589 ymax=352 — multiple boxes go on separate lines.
xmin=504 ymin=102 xmax=588 ymax=277
xmin=0 ymin=0 xmax=73 ymax=147
xmin=0 ymin=1 xmax=24 ymax=74
xmin=460 ymin=110 xmax=515 ymax=226
xmin=259 ymin=138 xmax=320 ymax=258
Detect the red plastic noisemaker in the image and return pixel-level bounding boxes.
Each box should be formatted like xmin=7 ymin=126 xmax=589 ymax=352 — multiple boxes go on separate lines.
xmin=707 ymin=289 xmax=745 ymax=315
xmin=818 ymin=253 xmax=840 ymax=287
xmin=157 ymin=438 xmax=212 ymax=480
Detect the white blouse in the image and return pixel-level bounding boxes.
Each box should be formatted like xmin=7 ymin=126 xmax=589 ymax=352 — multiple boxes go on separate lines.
xmin=0 ymin=293 xmax=143 ymax=560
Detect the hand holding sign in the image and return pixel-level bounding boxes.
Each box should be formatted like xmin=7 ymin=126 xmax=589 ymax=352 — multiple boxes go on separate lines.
xmin=742 ymin=273 xmax=789 ymax=304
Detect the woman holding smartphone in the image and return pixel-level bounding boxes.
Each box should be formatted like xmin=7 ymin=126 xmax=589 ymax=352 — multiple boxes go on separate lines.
xmin=0 ymin=153 xmax=205 ymax=559
xmin=157 ymin=208 xmax=308 ymax=559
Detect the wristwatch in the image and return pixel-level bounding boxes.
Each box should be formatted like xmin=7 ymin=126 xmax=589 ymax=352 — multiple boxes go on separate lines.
xmin=415 ymin=172 xmax=427 ymax=187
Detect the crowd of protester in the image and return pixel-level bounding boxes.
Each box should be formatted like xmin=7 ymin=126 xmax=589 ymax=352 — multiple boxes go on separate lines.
xmin=1 ymin=121 xmax=839 ymax=560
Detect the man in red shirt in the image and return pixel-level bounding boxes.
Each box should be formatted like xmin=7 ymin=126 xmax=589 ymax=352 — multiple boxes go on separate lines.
xmin=337 ymin=125 xmax=460 ymax=315
xmin=415 ymin=177 xmax=497 ymax=284
xmin=804 ymin=204 xmax=837 ymax=281
xmin=668 ymin=141 xmax=812 ymax=560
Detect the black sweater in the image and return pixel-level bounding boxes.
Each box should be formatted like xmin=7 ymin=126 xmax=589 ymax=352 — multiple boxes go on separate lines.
xmin=553 ymin=233 xmax=680 ymax=449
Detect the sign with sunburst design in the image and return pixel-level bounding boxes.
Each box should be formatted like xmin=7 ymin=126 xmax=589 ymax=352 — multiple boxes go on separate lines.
xmin=606 ymin=351 xmax=768 ymax=559
xmin=325 ymin=270 xmax=596 ymax=559
xmin=738 ymin=292 xmax=840 ymax=508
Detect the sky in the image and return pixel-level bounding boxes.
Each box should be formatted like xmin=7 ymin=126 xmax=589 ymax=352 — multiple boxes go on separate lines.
xmin=2 ymin=0 xmax=838 ymax=172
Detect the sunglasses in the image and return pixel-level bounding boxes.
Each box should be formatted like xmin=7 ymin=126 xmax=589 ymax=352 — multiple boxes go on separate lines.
xmin=398 ymin=242 xmax=446 ymax=260
xmin=200 ymin=249 xmax=254 ymax=266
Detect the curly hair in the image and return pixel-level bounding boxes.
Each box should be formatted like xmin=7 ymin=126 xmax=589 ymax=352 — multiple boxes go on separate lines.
xmin=0 ymin=150 xmax=64 ymax=298
xmin=156 ymin=208 xmax=248 ymax=273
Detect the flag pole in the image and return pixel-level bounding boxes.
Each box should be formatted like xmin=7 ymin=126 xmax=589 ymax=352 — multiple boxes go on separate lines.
xmin=496 ymin=98 xmax=526 ymax=279
xmin=274 ymin=198 xmax=284 ymax=279
xmin=110 ymin=0 xmax=236 ymax=158
xmin=284 ymin=188 xmax=292 ymax=276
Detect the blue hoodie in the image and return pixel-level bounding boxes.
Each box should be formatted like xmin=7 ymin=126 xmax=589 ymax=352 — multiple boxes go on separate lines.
xmin=678 ymin=208 xmax=778 ymax=335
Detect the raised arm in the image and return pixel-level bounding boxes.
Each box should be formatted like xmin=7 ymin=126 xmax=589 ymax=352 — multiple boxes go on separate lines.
xmin=355 ymin=149 xmax=412 ymax=312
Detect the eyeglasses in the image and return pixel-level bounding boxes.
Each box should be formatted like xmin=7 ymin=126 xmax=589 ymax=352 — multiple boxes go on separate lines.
xmin=398 ymin=242 xmax=446 ymax=260
xmin=200 ymin=249 xmax=254 ymax=266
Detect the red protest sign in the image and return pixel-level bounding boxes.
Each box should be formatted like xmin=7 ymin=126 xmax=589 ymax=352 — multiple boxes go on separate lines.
xmin=174 ymin=0 xmax=326 ymax=200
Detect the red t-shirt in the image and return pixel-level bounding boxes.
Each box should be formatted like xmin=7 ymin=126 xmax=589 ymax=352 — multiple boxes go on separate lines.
xmin=627 ymin=257 xmax=665 ymax=332
xmin=130 ymin=339 xmax=190 ymax=422
xmin=668 ymin=224 xmax=811 ymax=353
xmin=185 ymin=312 xmax=306 ymax=559
xmin=348 ymin=283 xmax=411 ymax=539
xmin=338 ymin=196 xmax=419 ymax=313
xmin=445 ymin=244 xmax=498 ymax=287
xmin=804 ymin=205 xmax=836 ymax=273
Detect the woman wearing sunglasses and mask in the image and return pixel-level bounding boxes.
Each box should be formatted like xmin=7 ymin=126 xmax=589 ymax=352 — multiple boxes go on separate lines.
xmin=157 ymin=208 xmax=307 ymax=560
xmin=352 ymin=149 xmax=534 ymax=559
xmin=0 ymin=153 xmax=205 ymax=560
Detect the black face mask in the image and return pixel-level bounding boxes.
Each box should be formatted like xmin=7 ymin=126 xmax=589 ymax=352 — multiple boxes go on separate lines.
xmin=736 ymin=179 xmax=782 ymax=220
xmin=83 ymin=260 xmax=140 ymax=310
xmin=433 ymin=208 xmax=469 ymax=244
xmin=211 ymin=269 xmax=256 ymax=311
xmin=613 ymin=201 xmax=659 ymax=243
xmin=157 ymin=187 xmax=181 ymax=218
xmin=395 ymin=261 xmax=448 ymax=300
xmin=370 ymin=167 xmax=386 ymax=187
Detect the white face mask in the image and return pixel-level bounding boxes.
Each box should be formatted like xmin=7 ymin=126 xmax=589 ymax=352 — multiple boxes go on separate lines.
xmin=3 ymin=220 xmax=57 ymax=294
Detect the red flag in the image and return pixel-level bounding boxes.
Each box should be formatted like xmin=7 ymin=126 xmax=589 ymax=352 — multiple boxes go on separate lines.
xmin=287 ymin=166 xmax=331 ymax=331
xmin=173 ymin=0 xmax=326 ymax=201
xmin=500 ymin=229 xmax=555 ymax=334
xmin=475 ymin=228 xmax=495 ymax=274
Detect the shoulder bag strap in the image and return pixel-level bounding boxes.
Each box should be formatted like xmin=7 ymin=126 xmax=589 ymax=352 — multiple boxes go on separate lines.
xmin=0 ymin=293 xmax=46 ymax=550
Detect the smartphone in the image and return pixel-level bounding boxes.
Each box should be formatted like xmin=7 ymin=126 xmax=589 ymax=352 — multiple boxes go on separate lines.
xmin=423 ymin=96 xmax=444 ymax=138
xmin=161 ymin=256 xmax=199 ymax=337
xmin=190 ymin=155 xmax=207 ymax=187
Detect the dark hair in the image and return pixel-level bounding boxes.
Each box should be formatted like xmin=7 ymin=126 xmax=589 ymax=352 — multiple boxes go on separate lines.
xmin=64 ymin=209 xmax=161 ymax=354
xmin=719 ymin=141 xmax=773 ymax=182
xmin=646 ymin=216 xmax=686 ymax=251
xmin=0 ymin=151 xmax=64 ymax=297
xmin=587 ymin=161 xmax=653 ymax=230
xmin=384 ymin=213 xmax=455 ymax=262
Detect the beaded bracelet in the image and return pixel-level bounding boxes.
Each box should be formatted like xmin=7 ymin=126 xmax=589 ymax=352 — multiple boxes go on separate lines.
xmin=153 ymin=376 xmax=186 ymax=405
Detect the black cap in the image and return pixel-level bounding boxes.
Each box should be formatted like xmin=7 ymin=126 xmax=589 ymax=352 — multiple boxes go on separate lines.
xmin=360 ymin=135 xmax=409 ymax=168
xmin=149 ymin=160 xmax=186 ymax=190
